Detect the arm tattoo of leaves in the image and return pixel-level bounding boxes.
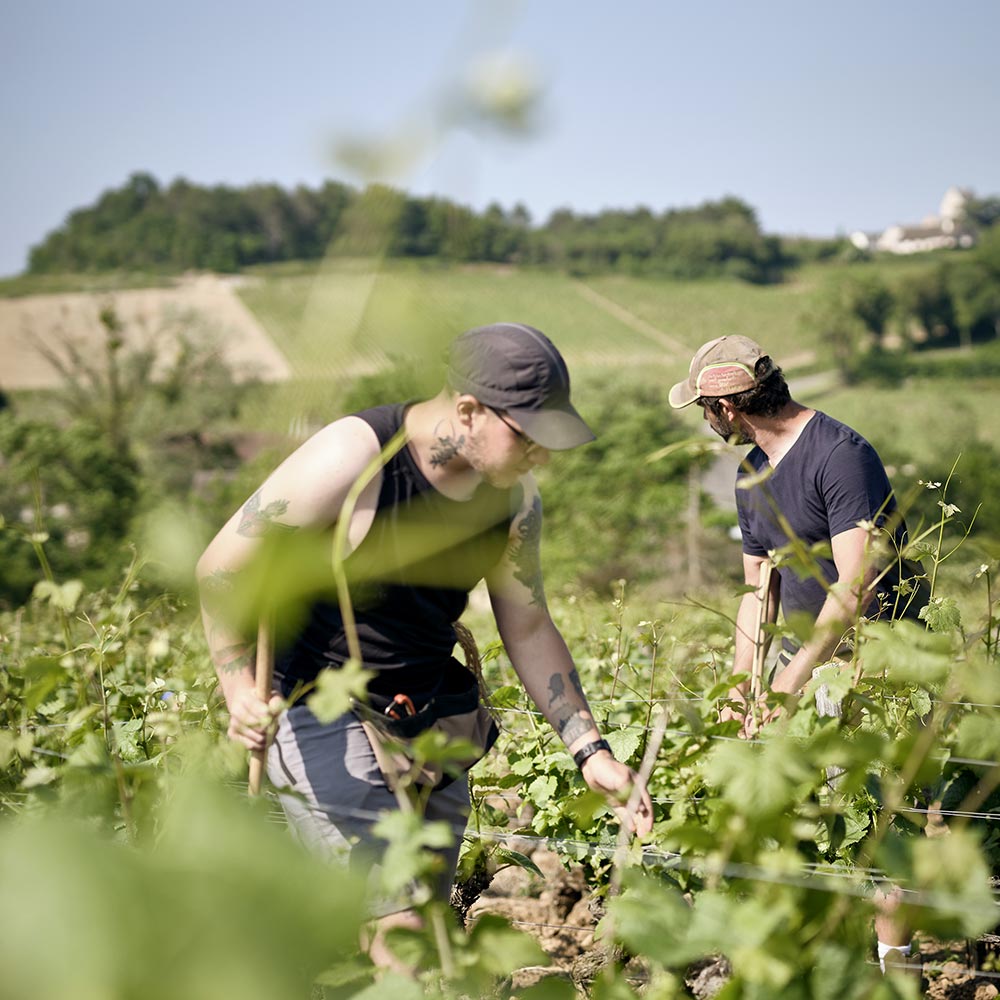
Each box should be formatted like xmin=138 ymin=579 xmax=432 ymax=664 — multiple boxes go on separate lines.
xmin=508 ymin=495 xmax=547 ymax=609
xmin=556 ymin=711 xmax=592 ymax=747
xmin=237 ymin=489 xmax=293 ymax=537
xmin=430 ymin=433 xmax=465 ymax=467
xmin=215 ymin=643 xmax=254 ymax=675
xmin=203 ymin=568 xmax=235 ymax=591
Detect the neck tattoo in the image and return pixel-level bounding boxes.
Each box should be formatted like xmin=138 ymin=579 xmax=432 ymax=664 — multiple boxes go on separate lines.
xmin=429 ymin=420 xmax=465 ymax=467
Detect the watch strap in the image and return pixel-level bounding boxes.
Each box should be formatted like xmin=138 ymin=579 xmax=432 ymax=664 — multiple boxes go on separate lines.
xmin=572 ymin=738 xmax=612 ymax=769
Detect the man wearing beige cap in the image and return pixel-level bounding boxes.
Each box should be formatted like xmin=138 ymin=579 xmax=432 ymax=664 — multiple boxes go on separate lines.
xmin=669 ymin=334 xmax=925 ymax=974
xmin=669 ymin=334 xmax=923 ymax=721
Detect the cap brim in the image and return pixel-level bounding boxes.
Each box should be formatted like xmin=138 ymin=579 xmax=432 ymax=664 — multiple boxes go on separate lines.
xmin=668 ymin=379 xmax=698 ymax=409
xmin=509 ymin=402 xmax=596 ymax=451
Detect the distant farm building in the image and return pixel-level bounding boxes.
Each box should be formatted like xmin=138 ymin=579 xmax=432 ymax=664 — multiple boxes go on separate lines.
xmin=850 ymin=187 xmax=976 ymax=255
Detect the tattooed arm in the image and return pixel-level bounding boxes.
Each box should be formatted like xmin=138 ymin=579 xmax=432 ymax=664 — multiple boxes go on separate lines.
xmin=486 ymin=477 xmax=653 ymax=835
xmin=196 ymin=416 xmax=383 ymax=749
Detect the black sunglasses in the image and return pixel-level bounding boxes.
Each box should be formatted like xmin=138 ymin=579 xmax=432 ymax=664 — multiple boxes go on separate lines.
xmin=487 ymin=407 xmax=539 ymax=452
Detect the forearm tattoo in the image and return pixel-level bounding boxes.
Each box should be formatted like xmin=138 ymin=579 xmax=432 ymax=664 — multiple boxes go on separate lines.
xmin=547 ymin=668 xmax=593 ymax=746
xmin=508 ymin=495 xmax=546 ymax=608
xmin=237 ymin=490 xmax=292 ymax=537
xmin=556 ymin=711 xmax=593 ymax=747
xmin=430 ymin=422 xmax=465 ymax=468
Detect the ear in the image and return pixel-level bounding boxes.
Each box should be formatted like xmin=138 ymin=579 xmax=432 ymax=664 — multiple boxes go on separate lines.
xmin=454 ymin=394 xmax=481 ymax=429
xmin=718 ymin=398 xmax=739 ymax=420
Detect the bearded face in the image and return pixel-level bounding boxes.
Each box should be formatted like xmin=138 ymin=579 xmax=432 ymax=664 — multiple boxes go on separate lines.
xmin=701 ymin=401 xmax=754 ymax=446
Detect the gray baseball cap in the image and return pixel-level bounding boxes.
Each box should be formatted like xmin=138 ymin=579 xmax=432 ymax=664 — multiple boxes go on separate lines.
xmin=447 ymin=323 xmax=595 ymax=450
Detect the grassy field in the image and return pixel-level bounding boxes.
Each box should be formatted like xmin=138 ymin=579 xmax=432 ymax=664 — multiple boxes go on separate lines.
xmin=233 ymin=255 xmax=997 ymax=438
xmin=236 ymin=258 xmax=810 ymax=376
xmin=235 ymin=256 xmax=941 ymax=372
xmin=235 ymin=257 xmax=822 ymax=434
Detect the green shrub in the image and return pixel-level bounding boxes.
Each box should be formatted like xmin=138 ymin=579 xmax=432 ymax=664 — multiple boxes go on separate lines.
xmin=0 ymin=415 xmax=141 ymax=605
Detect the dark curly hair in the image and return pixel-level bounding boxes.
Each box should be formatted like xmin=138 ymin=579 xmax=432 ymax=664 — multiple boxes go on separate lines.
xmin=699 ymin=358 xmax=790 ymax=418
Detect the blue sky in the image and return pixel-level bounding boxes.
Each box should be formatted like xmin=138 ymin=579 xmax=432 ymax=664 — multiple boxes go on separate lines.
xmin=2 ymin=0 xmax=998 ymax=277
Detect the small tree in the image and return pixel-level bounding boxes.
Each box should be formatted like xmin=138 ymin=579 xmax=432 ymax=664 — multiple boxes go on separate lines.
xmin=812 ymin=274 xmax=896 ymax=381
xmin=896 ymin=265 xmax=957 ymax=347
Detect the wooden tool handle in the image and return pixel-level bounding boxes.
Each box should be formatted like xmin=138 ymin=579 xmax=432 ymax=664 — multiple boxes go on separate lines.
xmin=248 ymin=618 xmax=275 ymax=797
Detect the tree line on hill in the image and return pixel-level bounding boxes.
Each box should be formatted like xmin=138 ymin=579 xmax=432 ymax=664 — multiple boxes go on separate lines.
xmin=28 ymin=172 xmax=806 ymax=283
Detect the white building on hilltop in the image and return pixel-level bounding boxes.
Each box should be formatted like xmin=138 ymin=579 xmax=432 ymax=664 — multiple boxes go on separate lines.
xmin=850 ymin=187 xmax=976 ymax=255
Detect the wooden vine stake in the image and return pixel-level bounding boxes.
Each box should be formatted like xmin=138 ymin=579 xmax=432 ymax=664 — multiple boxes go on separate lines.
xmin=749 ymin=558 xmax=773 ymax=727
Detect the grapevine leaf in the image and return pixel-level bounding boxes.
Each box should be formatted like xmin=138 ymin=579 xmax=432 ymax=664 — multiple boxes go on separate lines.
xmin=909 ymin=688 xmax=932 ymax=717
xmin=307 ymin=660 xmax=374 ymax=723
xmin=465 ymin=913 xmax=548 ymax=974
xmin=515 ymin=977 xmax=578 ymax=1000
xmin=510 ymin=756 xmax=535 ymax=777
xmin=20 ymin=765 xmax=59 ymax=789
xmin=955 ymin=714 xmax=1000 ymax=760
xmin=492 ymin=847 xmax=544 ymax=879
xmin=348 ymin=973 xmax=425 ymax=1000
xmin=488 ymin=684 xmax=523 ymax=709
xmin=918 ymin=597 xmax=962 ymax=634
xmin=605 ymin=728 xmax=642 ymax=765
xmin=911 ymin=829 xmax=996 ymax=937
xmin=861 ymin=621 xmax=954 ymax=685
xmin=525 ymin=773 xmax=557 ymax=804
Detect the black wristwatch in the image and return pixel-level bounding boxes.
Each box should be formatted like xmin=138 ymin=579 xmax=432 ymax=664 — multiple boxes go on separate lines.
xmin=573 ymin=738 xmax=612 ymax=770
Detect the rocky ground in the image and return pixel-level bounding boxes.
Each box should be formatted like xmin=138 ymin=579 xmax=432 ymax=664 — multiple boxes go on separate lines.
xmin=465 ymin=847 xmax=1000 ymax=998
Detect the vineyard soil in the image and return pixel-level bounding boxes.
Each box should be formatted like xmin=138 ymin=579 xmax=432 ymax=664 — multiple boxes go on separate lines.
xmin=468 ymin=848 xmax=1000 ymax=998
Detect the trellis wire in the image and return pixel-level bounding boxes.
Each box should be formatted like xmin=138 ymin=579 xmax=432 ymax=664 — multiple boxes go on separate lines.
xmin=247 ymin=782 xmax=1000 ymax=908
xmin=495 ymin=707 xmax=1000 ymax=770
xmin=475 ymin=788 xmax=1000 ymax=823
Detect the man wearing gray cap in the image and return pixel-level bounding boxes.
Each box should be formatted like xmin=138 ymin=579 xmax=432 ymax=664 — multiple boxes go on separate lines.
xmin=669 ymin=334 xmax=924 ymax=973
xmin=198 ymin=322 xmax=653 ymax=965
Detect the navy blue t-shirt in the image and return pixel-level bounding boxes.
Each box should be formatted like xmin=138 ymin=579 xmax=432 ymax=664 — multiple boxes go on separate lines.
xmin=735 ymin=411 xmax=918 ymax=654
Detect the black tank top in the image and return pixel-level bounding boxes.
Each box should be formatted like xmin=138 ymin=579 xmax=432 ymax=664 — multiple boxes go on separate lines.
xmin=275 ymin=403 xmax=519 ymax=700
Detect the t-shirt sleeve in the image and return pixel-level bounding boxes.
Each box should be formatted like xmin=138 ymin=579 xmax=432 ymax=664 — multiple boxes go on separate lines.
xmin=820 ymin=438 xmax=894 ymax=538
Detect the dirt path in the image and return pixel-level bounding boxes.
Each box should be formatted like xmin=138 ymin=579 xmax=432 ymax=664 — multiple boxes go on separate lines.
xmin=0 ymin=274 xmax=291 ymax=390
